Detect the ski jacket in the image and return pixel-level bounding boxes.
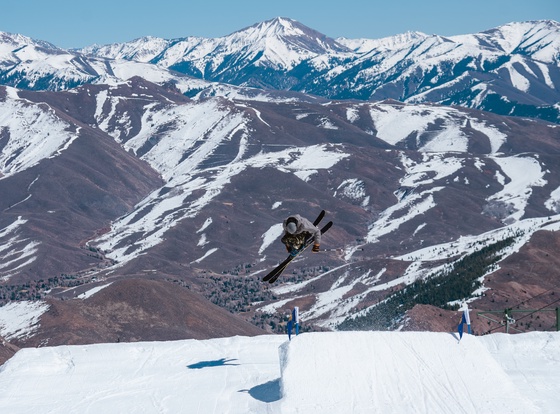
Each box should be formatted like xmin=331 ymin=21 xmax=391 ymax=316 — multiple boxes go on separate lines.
xmin=283 ymin=214 xmax=321 ymax=245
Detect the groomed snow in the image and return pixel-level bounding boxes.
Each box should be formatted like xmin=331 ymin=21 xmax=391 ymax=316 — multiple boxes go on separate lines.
xmin=0 ymin=331 xmax=558 ymax=413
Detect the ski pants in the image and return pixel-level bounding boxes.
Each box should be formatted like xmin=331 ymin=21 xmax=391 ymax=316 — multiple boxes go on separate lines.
xmin=281 ymin=232 xmax=310 ymax=250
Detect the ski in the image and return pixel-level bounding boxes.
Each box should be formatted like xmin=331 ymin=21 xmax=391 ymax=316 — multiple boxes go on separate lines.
xmin=265 ymin=221 xmax=333 ymax=284
xmin=313 ymin=210 xmax=325 ymax=227
xmin=262 ymin=210 xmax=325 ymax=283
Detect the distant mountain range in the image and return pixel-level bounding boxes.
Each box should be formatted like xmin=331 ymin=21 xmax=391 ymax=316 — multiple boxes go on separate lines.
xmin=1 ymin=17 xmax=559 ymax=123
xmin=0 ymin=18 xmax=559 ymax=349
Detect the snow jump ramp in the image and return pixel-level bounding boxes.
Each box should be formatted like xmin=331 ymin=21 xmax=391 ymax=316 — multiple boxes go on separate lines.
xmin=277 ymin=331 xmax=539 ymax=414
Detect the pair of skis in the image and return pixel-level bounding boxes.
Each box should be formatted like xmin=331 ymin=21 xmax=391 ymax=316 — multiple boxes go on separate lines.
xmin=262 ymin=210 xmax=332 ymax=284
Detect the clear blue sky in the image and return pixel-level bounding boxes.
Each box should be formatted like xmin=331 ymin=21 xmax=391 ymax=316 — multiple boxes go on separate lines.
xmin=1 ymin=0 xmax=558 ymax=48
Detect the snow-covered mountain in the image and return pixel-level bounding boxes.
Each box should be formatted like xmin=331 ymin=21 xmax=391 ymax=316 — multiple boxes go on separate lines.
xmin=0 ymin=30 xmax=200 ymax=91
xmin=1 ymin=74 xmax=559 ymax=342
xmin=82 ymin=17 xmax=352 ymax=75
xmin=0 ymin=18 xmax=560 ymax=349
xmin=1 ymin=18 xmax=559 ymax=122
xmin=309 ymin=20 xmax=560 ymax=122
xmin=78 ymin=18 xmax=560 ymax=123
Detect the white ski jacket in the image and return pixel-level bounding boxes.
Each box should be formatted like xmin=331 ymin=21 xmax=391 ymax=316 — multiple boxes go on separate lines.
xmin=283 ymin=214 xmax=321 ymax=245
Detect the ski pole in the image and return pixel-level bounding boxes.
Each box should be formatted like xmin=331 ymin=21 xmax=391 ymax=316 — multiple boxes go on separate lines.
xmin=321 ymin=248 xmax=364 ymax=252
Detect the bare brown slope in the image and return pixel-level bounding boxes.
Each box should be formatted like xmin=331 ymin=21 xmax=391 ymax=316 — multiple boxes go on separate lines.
xmin=0 ymin=336 xmax=19 ymax=365
xmin=17 ymin=278 xmax=265 ymax=348
xmin=0 ymin=119 xmax=163 ymax=284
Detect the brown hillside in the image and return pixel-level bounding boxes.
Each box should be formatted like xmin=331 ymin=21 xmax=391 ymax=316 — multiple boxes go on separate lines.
xmin=0 ymin=336 xmax=19 ymax=366
xmin=16 ymin=278 xmax=266 ymax=348
xmin=403 ymin=229 xmax=560 ymax=334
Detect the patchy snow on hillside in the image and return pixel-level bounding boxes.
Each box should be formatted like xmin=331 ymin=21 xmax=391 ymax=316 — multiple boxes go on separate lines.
xmin=398 ymin=214 xmax=560 ymax=264
xmin=334 ymin=178 xmax=366 ymax=202
xmin=93 ymin=142 xmax=348 ymax=267
xmin=366 ymin=152 xmax=462 ymax=243
xmin=487 ymin=155 xmax=547 ymax=223
xmin=0 ymin=216 xmax=40 ymax=281
xmin=190 ymin=247 xmax=218 ymax=264
xmin=77 ymin=283 xmax=113 ymax=299
xmin=469 ymin=118 xmax=507 ymax=153
xmin=259 ymin=223 xmax=284 ymax=255
xmin=0 ymin=331 xmax=558 ymax=413
xmin=371 ymin=104 xmax=471 ymax=152
xmin=545 ymin=186 xmax=560 ymax=212
xmin=318 ymin=215 xmax=560 ymax=329
xmin=0 ymin=301 xmax=49 ymax=341
xmin=391 ymin=214 xmax=560 ymax=301
xmin=369 ymin=103 xmax=515 ymax=154
xmin=0 ymin=88 xmax=78 ymax=177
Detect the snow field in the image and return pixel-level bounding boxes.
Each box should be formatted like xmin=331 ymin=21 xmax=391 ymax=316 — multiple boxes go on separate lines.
xmin=279 ymin=332 xmax=539 ymax=414
xmin=0 ymin=331 xmax=558 ymax=413
xmin=0 ymin=335 xmax=285 ymax=414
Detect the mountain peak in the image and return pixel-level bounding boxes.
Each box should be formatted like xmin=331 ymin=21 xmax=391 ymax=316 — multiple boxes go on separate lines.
xmin=0 ymin=31 xmax=58 ymax=53
xmin=79 ymin=35 xmax=170 ymax=62
xmin=238 ymin=17 xmax=312 ymax=38
xmin=336 ymin=30 xmax=429 ymax=54
xmin=227 ymin=16 xmax=350 ymax=64
xmin=449 ymin=19 xmax=560 ymax=63
xmin=253 ymin=17 xmax=303 ymax=35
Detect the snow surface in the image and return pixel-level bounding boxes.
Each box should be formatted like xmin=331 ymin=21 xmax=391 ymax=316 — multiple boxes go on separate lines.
xmin=0 ymin=301 xmax=49 ymax=341
xmin=487 ymin=155 xmax=547 ymax=223
xmin=0 ymin=217 xmax=40 ymax=282
xmin=0 ymin=88 xmax=78 ymax=177
xmin=369 ymin=103 xmax=507 ymax=154
xmin=0 ymin=331 xmax=558 ymax=413
xmin=259 ymin=223 xmax=284 ymax=255
xmin=76 ymin=283 xmax=113 ymax=299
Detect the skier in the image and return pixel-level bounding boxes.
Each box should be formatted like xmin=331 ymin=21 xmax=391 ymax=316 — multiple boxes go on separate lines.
xmin=264 ymin=211 xmax=331 ymax=283
xmin=281 ymin=214 xmax=321 ymax=255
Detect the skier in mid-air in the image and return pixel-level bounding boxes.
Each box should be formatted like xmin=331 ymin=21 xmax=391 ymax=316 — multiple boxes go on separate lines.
xmin=281 ymin=214 xmax=321 ymax=255
xmin=264 ymin=211 xmax=331 ymax=283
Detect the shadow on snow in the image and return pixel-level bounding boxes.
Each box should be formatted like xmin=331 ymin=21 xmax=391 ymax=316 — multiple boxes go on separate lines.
xmin=239 ymin=378 xmax=282 ymax=403
xmin=186 ymin=358 xmax=240 ymax=369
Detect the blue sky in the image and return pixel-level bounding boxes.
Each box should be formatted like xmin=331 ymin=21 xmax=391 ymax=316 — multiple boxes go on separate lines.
xmin=1 ymin=0 xmax=558 ymax=48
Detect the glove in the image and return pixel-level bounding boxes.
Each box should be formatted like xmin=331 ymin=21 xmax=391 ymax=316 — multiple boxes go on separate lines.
xmin=312 ymin=244 xmax=320 ymax=253
xmin=285 ymin=244 xmax=291 ymax=253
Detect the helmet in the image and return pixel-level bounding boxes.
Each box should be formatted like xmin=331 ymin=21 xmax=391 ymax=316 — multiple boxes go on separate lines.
xmin=286 ymin=222 xmax=297 ymax=234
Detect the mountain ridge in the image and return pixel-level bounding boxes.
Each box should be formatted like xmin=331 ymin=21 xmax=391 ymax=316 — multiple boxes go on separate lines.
xmin=1 ymin=76 xmax=559 ymax=337
xmin=0 ymin=19 xmax=559 ymax=345
xmin=0 ymin=18 xmax=558 ymax=122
